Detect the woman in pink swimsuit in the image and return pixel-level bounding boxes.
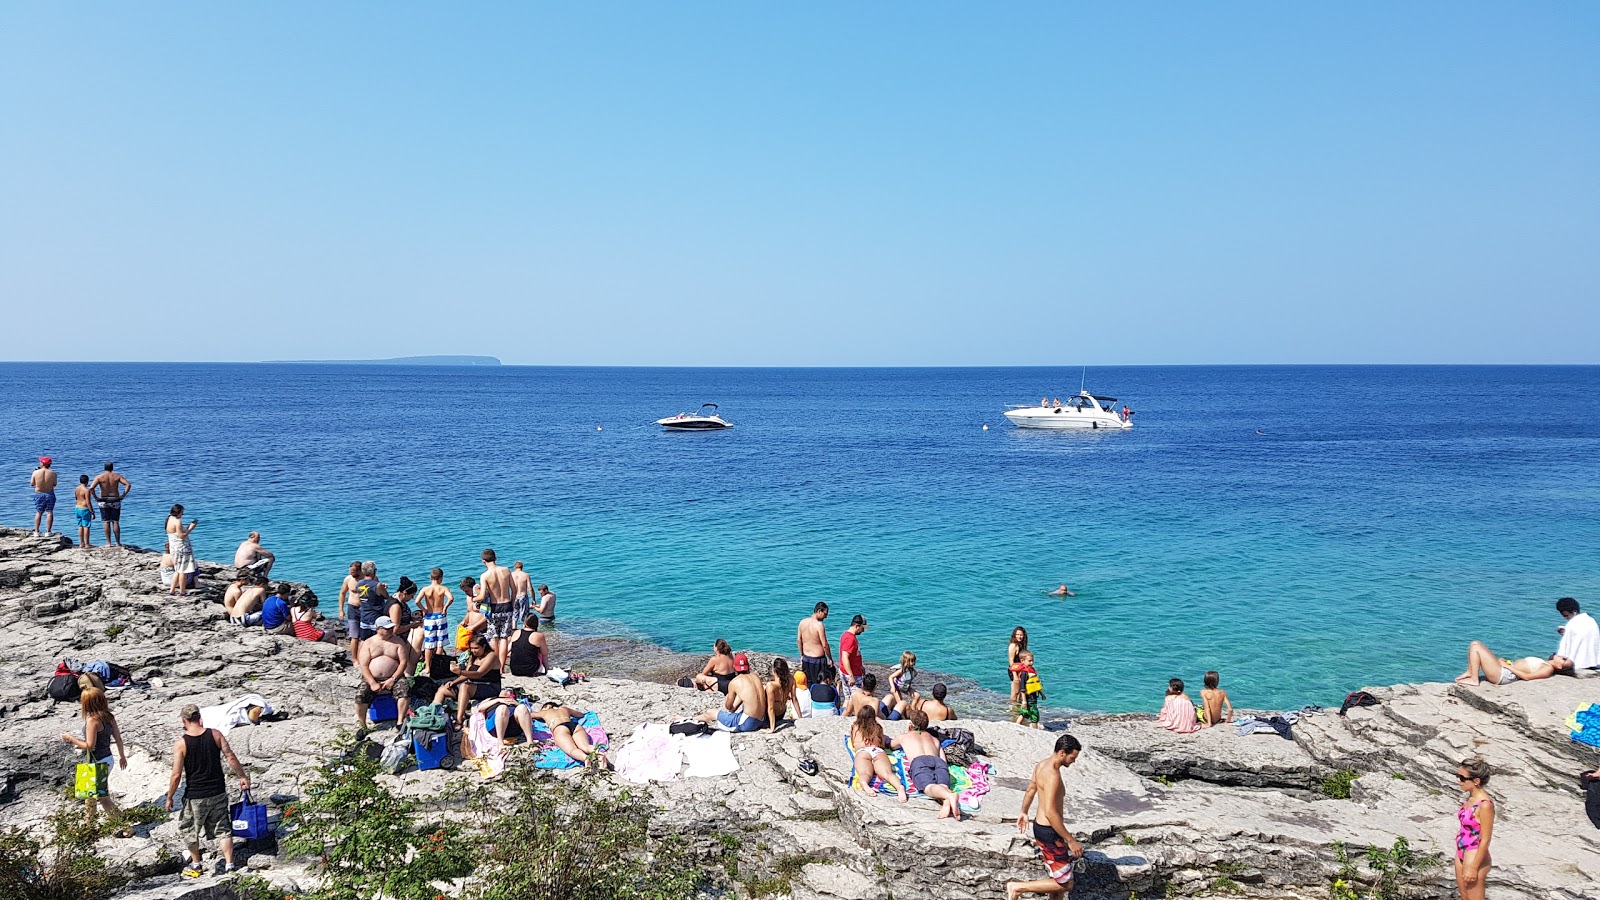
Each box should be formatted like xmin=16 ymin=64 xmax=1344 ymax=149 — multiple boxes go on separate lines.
xmin=1454 ymin=758 xmax=1495 ymax=900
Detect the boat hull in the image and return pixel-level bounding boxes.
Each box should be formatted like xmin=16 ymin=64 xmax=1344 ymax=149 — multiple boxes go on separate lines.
xmin=1002 ymin=408 xmax=1130 ymax=430
xmin=658 ymin=418 xmax=733 ymax=430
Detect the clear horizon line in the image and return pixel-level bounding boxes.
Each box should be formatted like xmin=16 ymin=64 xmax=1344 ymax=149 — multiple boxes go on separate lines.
xmin=0 ymin=359 xmax=1597 ymax=369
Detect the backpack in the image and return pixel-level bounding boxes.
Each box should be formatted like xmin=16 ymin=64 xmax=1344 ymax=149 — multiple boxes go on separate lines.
xmin=1339 ymin=691 xmax=1378 ymax=717
xmin=47 ymin=674 xmax=80 ymax=703
xmin=944 ymin=744 xmax=973 ymax=767
xmin=669 ymin=719 xmax=710 ymax=737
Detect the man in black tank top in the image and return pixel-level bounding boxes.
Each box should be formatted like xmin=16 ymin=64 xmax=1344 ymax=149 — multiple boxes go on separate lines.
xmin=166 ymin=704 xmax=250 ymax=878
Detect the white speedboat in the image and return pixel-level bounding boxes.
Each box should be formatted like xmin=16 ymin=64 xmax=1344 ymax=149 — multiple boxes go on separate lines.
xmin=1004 ymin=391 xmax=1132 ymax=430
xmin=657 ymin=403 xmax=733 ymax=430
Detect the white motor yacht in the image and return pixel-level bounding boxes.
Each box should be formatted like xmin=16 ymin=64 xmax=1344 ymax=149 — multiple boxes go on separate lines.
xmin=1003 ymin=391 xmax=1132 ymax=430
xmin=657 ymin=403 xmax=733 ymax=430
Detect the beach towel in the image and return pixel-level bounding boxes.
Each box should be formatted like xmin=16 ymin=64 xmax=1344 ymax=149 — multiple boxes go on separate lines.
xmin=528 ymin=710 xmax=609 ymax=748
xmin=200 ymin=694 xmax=275 ymax=734
xmin=1571 ymin=703 xmax=1600 ymax=748
xmin=466 ymin=708 xmax=507 ymax=778
xmin=1156 ymin=694 xmax=1200 ymax=734
xmin=957 ymin=760 xmax=993 ymax=812
xmin=534 ymin=747 xmax=582 ymax=770
xmin=614 ymin=723 xmax=682 ymax=784
xmin=682 ymin=730 xmax=739 ymax=778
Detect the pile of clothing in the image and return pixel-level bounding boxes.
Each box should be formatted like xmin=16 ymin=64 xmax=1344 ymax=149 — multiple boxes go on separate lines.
xmin=1234 ymin=705 xmax=1321 ymax=739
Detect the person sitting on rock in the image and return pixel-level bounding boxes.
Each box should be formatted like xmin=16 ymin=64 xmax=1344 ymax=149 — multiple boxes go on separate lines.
xmin=841 ymin=673 xmax=882 ymax=718
xmin=891 ymin=709 xmax=961 ymax=820
xmin=763 ymin=657 xmax=799 ymax=733
xmin=697 ymin=667 xmax=770 ymax=734
xmin=922 ymin=683 xmax=957 ymax=722
xmin=233 ymin=531 xmax=274 ymax=577
xmin=535 ymin=702 xmax=607 ymax=768
xmin=433 ymin=634 xmax=501 ymax=726
xmin=507 ymin=614 xmax=549 ymax=677
xmin=847 ymin=706 xmax=906 ymax=803
xmin=692 ymin=639 xmax=739 ymax=692
xmin=259 ymin=583 xmax=294 ymax=636
xmin=225 ymin=573 xmax=268 ymax=626
xmin=1455 ymin=642 xmax=1575 ymax=686
xmin=356 ymin=616 xmax=416 ymax=731
xmin=289 ymin=596 xmax=335 ymax=643
xmin=1198 ymin=670 xmax=1233 ymax=727
xmin=1155 ymin=677 xmax=1199 ymax=734
xmin=454 ymin=577 xmax=486 ymax=652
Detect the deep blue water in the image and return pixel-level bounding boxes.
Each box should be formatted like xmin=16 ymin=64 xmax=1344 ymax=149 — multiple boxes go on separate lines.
xmin=3 ymin=363 xmax=1597 ymax=714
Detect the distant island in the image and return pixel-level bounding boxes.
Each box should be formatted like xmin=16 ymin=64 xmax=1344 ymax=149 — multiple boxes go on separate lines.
xmin=264 ymin=355 xmax=502 ymax=366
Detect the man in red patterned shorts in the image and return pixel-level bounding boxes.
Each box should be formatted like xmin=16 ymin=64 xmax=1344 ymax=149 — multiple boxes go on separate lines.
xmin=1008 ymin=734 xmax=1084 ymax=898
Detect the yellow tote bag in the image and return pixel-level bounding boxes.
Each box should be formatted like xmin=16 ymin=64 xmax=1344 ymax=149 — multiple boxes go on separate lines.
xmin=73 ymin=762 xmax=100 ymax=799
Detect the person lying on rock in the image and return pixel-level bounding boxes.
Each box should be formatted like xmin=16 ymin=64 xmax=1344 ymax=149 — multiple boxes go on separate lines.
xmin=433 ymin=634 xmax=500 ymax=726
xmin=847 ymin=706 xmax=906 ymax=802
xmin=535 ymin=702 xmax=607 ymax=768
xmin=891 ymin=709 xmax=961 ymax=820
xmin=698 ymin=667 xmax=770 ymax=733
xmin=477 ymin=690 xmax=535 ymax=745
xmin=357 ymin=616 xmax=416 ymax=730
xmin=1455 ymin=641 xmax=1575 ymax=686
xmin=922 ymin=683 xmax=957 ymax=722
xmin=841 ymin=673 xmax=881 ymax=718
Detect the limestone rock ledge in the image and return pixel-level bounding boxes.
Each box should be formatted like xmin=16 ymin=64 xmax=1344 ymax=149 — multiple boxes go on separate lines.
xmin=0 ymin=527 xmax=1596 ymax=899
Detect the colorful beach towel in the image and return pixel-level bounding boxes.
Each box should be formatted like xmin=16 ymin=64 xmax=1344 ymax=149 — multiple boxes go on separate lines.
xmin=614 ymin=723 xmax=682 ymax=784
xmin=842 ymin=734 xmax=918 ymax=797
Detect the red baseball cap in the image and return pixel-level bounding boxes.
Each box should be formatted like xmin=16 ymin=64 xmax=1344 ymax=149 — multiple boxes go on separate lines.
xmin=38 ymin=456 xmax=51 ymax=465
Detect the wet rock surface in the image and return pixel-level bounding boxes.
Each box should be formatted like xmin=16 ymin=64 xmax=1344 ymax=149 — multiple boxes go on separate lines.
xmin=1 ymin=526 xmax=1596 ymax=899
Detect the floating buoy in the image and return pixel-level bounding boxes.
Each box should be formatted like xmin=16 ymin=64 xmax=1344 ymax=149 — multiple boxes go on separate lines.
xmin=982 ymin=424 xmax=989 ymax=431
xmin=597 ymin=426 xmax=603 ymax=431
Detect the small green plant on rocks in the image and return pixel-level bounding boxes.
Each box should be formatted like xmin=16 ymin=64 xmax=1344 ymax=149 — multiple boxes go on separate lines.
xmin=1329 ymin=837 xmax=1442 ymax=900
xmin=1320 ymin=769 xmax=1359 ymax=799
xmin=0 ymin=799 xmax=157 ymax=900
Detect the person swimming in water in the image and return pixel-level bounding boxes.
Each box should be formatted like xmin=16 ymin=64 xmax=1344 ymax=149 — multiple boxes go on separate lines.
xmin=1049 ymin=584 xmax=1075 ymax=598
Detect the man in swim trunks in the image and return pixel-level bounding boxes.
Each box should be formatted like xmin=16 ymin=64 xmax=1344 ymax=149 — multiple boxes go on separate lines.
xmin=479 ymin=549 xmax=517 ymax=673
xmin=30 ymin=456 xmax=57 ymax=536
xmin=892 ymin=709 xmax=962 ymax=820
xmin=698 ymin=669 xmax=770 ymax=733
xmin=90 ymin=462 xmax=130 ymax=547
xmin=419 ymin=567 xmax=454 ymax=673
xmin=510 ymin=561 xmax=532 ymax=624
xmin=796 ymin=602 xmax=832 ymax=687
xmin=72 ymin=474 xmax=95 ymax=548
xmin=356 ymin=616 xmax=415 ymax=730
xmin=1008 ymin=734 xmax=1083 ymax=899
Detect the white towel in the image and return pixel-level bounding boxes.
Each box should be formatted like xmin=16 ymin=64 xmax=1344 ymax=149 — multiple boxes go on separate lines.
xmin=681 ymin=731 xmax=738 ymax=778
xmin=199 ymin=693 xmax=274 ymax=734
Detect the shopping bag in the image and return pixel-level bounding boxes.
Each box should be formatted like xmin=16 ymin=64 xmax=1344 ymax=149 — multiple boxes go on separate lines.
xmin=231 ymin=789 xmax=271 ymax=840
xmin=73 ymin=762 xmax=100 ymax=799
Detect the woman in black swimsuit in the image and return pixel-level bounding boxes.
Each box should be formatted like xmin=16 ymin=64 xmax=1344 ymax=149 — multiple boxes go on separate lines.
xmin=692 ymin=639 xmax=739 ymax=693
xmin=433 ymin=635 xmax=501 ymax=725
xmin=535 ymin=702 xmax=606 ymax=768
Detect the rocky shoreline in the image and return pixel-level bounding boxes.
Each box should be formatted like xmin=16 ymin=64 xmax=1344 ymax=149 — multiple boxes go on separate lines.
xmin=1 ymin=526 xmax=1596 ymax=899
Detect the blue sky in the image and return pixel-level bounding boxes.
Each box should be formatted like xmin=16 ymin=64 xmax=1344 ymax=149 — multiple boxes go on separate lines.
xmin=2 ymin=4 xmax=1595 ymax=365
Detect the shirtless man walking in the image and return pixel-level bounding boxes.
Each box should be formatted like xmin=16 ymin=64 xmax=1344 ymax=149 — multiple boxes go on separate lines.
xmin=356 ymin=616 xmax=415 ymax=730
xmin=892 ymin=709 xmax=963 ymax=820
xmin=796 ymin=602 xmax=832 ymax=688
xmin=30 ymin=457 xmax=57 ymax=536
xmin=698 ymin=669 xmax=770 ymax=733
xmin=479 ymin=549 xmax=516 ymax=674
xmin=90 ymin=462 xmax=131 ymax=547
xmin=1008 ymin=734 xmax=1084 ymax=899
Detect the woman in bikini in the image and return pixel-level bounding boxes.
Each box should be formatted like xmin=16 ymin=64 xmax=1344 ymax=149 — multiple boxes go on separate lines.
xmin=848 ymin=707 xmax=906 ymax=802
xmin=764 ymin=657 xmax=799 ymax=733
xmin=1454 ymin=758 xmax=1494 ymax=900
xmin=1455 ymin=641 xmax=1574 ymax=685
xmin=535 ymin=702 xmax=607 ymax=768
xmin=1007 ymin=627 xmax=1029 ymax=711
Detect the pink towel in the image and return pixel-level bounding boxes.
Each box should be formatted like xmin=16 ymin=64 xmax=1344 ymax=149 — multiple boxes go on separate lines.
xmin=958 ymin=760 xmax=992 ymax=811
xmin=466 ymin=708 xmax=508 ymax=777
xmin=1156 ymin=694 xmax=1200 ymax=734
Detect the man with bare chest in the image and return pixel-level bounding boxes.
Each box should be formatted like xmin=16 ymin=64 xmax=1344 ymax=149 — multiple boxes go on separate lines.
xmin=356 ymin=616 xmax=415 ymax=729
xmin=90 ymin=462 xmax=131 ymax=547
xmin=479 ymin=549 xmax=516 ymax=674
xmin=1008 ymin=734 xmax=1084 ymax=899
xmin=30 ymin=457 xmax=57 ymax=536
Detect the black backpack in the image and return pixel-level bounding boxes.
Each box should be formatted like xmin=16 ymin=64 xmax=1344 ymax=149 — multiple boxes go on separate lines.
xmin=47 ymin=675 xmax=80 ymax=703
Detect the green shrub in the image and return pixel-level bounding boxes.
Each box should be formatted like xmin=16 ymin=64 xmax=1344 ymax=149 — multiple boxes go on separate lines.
xmin=1320 ymin=769 xmax=1359 ymax=799
xmin=0 ymin=800 xmax=144 ymax=900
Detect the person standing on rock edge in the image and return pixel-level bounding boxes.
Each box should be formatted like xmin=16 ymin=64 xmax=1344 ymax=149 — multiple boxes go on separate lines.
xmin=90 ymin=462 xmax=130 ymax=547
xmin=166 ymin=703 xmax=250 ymax=879
xmin=511 ymin=560 xmax=533 ymax=625
xmin=337 ymin=561 xmax=361 ymax=657
xmin=165 ymin=505 xmax=198 ymax=596
xmin=72 ymin=474 xmax=96 ymax=548
xmin=1008 ymin=733 xmax=1084 ymax=899
xmin=30 ymin=456 xmax=57 ymax=536
xmin=479 ymin=549 xmax=516 ymax=674
xmin=796 ymin=602 xmax=832 ymax=687
xmin=1454 ymin=758 xmax=1495 ymax=900
xmin=839 ymin=615 xmax=868 ymax=690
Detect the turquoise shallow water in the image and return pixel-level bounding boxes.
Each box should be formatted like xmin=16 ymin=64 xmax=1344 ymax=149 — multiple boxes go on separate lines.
xmin=3 ymin=363 xmax=1597 ymax=714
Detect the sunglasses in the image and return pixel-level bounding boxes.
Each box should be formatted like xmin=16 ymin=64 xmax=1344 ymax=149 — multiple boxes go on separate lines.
xmin=1456 ymin=773 xmax=1475 ymax=782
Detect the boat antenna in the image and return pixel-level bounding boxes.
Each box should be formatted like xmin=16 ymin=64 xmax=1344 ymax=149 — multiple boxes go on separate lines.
xmin=1080 ymin=367 xmax=1086 ymax=394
